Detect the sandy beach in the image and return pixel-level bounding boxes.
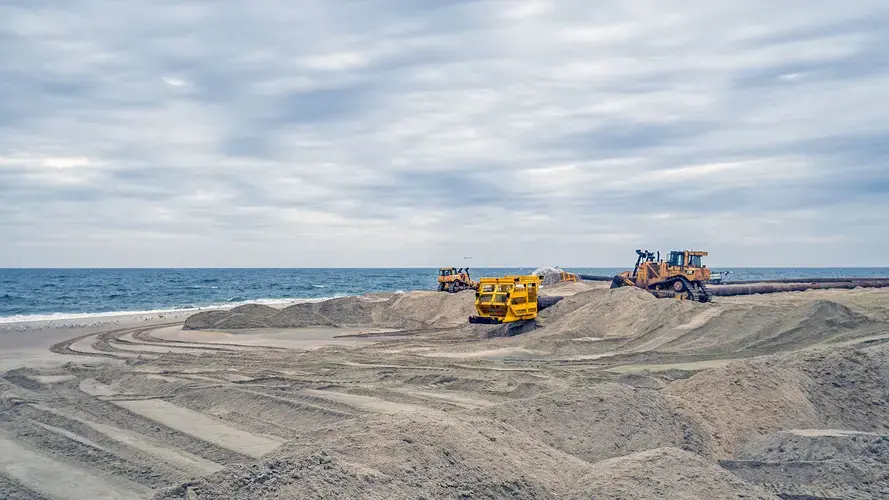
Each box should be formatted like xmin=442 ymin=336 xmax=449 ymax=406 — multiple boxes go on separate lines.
xmin=1 ymin=283 xmax=888 ymax=499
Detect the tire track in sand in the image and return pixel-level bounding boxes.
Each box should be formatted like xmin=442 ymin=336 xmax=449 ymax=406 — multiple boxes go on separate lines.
xmin=0 ymin=432 xmax=154 ymax=500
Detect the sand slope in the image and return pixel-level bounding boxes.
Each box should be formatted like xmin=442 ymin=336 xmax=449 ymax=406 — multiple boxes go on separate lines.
xmin=569 ymin=447 xmax=777 ymax=500
xmin=184 ymin=291 xmax=476 ymax=331
xmin=666 ymin=344 xmax=889 ymax=459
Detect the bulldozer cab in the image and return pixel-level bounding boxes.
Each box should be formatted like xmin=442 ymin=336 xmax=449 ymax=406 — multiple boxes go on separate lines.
xmin=439 ymin=267 xmax=456 ymax=277
xmin=667 ymin=250 xmax=708 ymax=269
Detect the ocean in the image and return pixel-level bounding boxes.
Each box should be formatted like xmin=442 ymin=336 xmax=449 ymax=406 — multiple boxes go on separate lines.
xmin=2 ymin=267 xmax=889 ymax=323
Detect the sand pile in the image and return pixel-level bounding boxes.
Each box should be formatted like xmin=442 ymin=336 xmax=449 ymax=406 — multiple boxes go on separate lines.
xmin=569 ymin=447 xmax=777 ymax=500
xmin=531 ymin=286 xmax=693 ymax=342
xmin=183 ymin=291 xmax=476 ymax=331
xmin=538 ymin=280 xmax=603 ymax=297
xmin=152 ymin=410 xmax=775 ymax=500
xmin=477 ymin=383 xmax=705 ymax=463
xmin=266 ymin=303 xmax=336 ymax=328
xmin=154 ymin=411 xmax=594 ymax=499
xmin=182 ymin=310 xmax=231 ymax=330
xmin=665 ymin=344 xmax=889 ymax=459
xmin=532 ymin=266 xmax=566 ymax=286
xmin=516 ymin=289 xmax=883 ymax=361
xmin=723 ymin=428 xmax=889 ymax=499
xmin=373 ymin=290 xmax=477 ymax=329
xmin=540 ymin=287 xmax=691 ymax=339
xmin=676 ymin=299 xmax=874 ymax=355
xmin=229 ymin=304 xmax=280 ymax=317
xmin=736 ymin=428 xmax=889 ymax=463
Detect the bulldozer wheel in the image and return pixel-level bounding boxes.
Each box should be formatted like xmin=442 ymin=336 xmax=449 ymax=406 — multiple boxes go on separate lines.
xmin=672 ymin=280 xmax=686 ymax=292
xmin=449 ymin=281 xmax=458 ymax=293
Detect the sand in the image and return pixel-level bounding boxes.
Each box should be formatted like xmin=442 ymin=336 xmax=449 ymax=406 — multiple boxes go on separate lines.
xmin=1 ymin=286 xmax=888 ymax=499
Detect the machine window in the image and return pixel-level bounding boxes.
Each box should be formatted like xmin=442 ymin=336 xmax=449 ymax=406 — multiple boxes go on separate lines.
xmin=668 ymin=252 xmax=683 ymax=267
xmin=494 ymin=294 xmax=508 ymax=303
xmin=478 ymin=294 xmax=493 ymax=302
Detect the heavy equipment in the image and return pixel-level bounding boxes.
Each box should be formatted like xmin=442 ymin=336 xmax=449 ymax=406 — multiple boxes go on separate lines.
xmin=555 ymin=270 xmax=578 ymax=283
xmin=708 ymin=270 xmax=733 ymax=284
xmin=468 ymin=275 xmax=544 ymax=324
xmin=611 ymin=249 xmax=713 ymax=302
xmin=532 ymin=267 xmax=579 ymax=286
xmin=437 ymin=267 xmax=477 ymax=293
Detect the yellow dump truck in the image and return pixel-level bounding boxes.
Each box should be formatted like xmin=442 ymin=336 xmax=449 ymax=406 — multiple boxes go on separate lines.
xmin=468 ymin=275 xmax=542 ymax=324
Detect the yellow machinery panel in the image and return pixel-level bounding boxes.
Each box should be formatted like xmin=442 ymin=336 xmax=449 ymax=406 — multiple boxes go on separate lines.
xmin=557 ymin=271 xmax=578 ymax=283
xmin=469 ymin=275 xmax=541 ymax=324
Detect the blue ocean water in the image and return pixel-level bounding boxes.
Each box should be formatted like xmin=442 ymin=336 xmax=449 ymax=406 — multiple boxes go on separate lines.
xmin=1 ymin=267 xmax=888 ymax=322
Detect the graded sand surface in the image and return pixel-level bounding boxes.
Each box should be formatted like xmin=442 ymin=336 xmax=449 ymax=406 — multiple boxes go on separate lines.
xmin=1 ymin=286 xmax=888 ymax=499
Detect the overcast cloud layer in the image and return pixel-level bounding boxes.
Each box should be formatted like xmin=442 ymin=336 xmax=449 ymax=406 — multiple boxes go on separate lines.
xmin=2 ymin=1 xmax=888 ymax=267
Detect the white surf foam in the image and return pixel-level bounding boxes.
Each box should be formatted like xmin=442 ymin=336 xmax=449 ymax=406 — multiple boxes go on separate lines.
xmin=0 ymin=295 xmax=350 ymax=325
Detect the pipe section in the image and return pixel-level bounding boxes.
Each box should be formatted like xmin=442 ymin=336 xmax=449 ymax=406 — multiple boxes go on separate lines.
xmin=578 ymin=274 xmax=615 ymax=282
xmin=709 ymin=280 xmax=889 ymax=297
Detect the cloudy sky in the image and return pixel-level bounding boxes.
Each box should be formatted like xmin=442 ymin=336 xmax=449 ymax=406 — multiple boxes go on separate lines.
xmin=2 ymin=1 xmax=888 ymax=268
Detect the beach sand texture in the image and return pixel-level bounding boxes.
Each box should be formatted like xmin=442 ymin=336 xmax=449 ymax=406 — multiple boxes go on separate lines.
xmin=1 ymin=284 xmax=888 ymax=499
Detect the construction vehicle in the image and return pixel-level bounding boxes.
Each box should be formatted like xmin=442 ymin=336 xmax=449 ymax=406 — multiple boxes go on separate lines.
xmin=468 ymin=275 xmax=542 ymax=324
xmin=611 ymin=249 xmax=713 ymax=302
xmin=556 ymin=271 xmax=578 ymax=283
xmin=532 ymin=266 xmax=579 ymax=285
xmin=708 ymin=270 xmax=733 ymax=284
xmin=437 ymin=267 xmax=477 ymax=293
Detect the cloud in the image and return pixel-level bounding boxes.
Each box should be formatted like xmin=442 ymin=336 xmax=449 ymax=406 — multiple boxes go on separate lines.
xmin=1 ymin=0 xmax=888 ymax=267
xmin=162 ymin=76 xmax=187 ymax=87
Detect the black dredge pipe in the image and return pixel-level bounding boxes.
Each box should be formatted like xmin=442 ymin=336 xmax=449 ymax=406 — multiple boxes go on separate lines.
xmin=719 ymin=277 xmax=889 ymax=285
xmin=709 ymin=280 xmax=889 ymax=297
xmin=537 ymin=296 xmax=564 ymax=310
xmin=578 ymin=274 xmax=615 ymax=282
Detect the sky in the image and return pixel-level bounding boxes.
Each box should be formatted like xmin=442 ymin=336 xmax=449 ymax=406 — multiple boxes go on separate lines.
xmin=1 ymin=0 xmax=888 ymax=268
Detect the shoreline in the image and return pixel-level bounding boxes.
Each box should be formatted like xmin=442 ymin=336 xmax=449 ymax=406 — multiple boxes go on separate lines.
xmin=0 ymin=295 xmax=354 ymax=327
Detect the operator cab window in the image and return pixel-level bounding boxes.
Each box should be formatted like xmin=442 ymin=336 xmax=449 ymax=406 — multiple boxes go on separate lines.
xmin=668 ymin=252 xmax=684 ymax=267
xmin=689 ymin=255 xmax=702 ymax=267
